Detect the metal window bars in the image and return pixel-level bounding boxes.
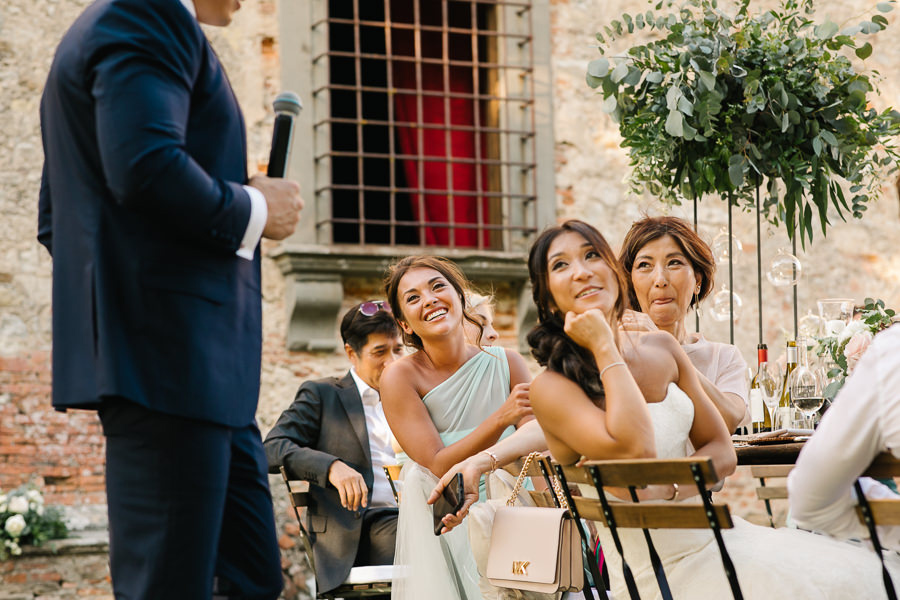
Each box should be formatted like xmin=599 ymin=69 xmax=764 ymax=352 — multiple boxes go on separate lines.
xmin=310 ymin=0 xmax=539 ymax=250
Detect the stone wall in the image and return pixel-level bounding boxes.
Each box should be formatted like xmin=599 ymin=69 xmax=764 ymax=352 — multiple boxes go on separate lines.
xmin=2 ymin=0 xmax=899 ymax=597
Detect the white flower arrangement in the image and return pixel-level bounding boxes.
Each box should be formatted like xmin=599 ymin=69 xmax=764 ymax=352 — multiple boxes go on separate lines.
xmin=816 ymin=298 xmax=897 ymax=400
xmin=0 ymin=482 xmax=68 ymax=560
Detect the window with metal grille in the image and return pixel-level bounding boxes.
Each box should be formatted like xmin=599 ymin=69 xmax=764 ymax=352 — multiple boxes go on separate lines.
xmin=310 ymin=0 xmax=539 ymax=251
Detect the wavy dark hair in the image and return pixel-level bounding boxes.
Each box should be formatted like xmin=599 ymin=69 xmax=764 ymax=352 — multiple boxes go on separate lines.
xmin=383 ymin=255 xmax=483 ymax=350
xmin=618 ymin=216 xmax=715 ymax=312
xmin=526 ymin=220 xmax=628 ymax=401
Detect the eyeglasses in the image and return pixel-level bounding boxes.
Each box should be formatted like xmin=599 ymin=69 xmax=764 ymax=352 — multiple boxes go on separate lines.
xmin=358 ymin=301 xmax=392 ymax=316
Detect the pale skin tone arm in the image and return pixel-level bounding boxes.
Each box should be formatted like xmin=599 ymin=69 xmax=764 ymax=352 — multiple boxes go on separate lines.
xmin=380 ymin=348 xmax=533 ymax=480
xmin=247 ymin=174 xmax=304 ymax=240
xmin=621 ymin=309 xmax=746 ymax=432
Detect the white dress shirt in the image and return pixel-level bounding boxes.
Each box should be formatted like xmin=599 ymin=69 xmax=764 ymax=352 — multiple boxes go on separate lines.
xmin=788 ymin=324 xmax=900 ymax=549
xmin=178 ymin=0 xmax=267 ymax=261
xmin=349 ymin=370 xmax=398 ymax=508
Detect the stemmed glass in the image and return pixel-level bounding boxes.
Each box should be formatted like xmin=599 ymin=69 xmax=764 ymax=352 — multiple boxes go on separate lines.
xmin=757 ymin=362 xmax=783 ymax=431
xmin=790 ymin=338 xmax=826 ymax=429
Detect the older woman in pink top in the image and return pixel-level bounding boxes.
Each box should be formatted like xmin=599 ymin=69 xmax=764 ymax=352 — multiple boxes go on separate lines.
xmin=619 ymin=216 xmax=749 ymax=432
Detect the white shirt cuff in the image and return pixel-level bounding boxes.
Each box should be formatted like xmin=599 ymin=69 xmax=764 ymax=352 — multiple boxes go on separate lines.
xmin=236 ymin=185 xmax=267 ymax=260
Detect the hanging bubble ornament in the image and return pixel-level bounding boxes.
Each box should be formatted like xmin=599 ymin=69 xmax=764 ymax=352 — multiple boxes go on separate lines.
xmin=766 ymin=248 xmax=802 ymax=287
xmin=710 ymin=285 xmax=743 ymax=322
xmin=711 ymin=227 xmax=743 ymax=265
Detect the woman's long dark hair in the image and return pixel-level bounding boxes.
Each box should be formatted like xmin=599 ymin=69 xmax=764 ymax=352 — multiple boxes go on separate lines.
xmin=526 ymin=220 xmax=628 ymax=401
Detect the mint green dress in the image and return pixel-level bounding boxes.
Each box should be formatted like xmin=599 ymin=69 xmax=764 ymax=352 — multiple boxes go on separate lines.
xmin=392 ymin=346 xmax=514 ymax=600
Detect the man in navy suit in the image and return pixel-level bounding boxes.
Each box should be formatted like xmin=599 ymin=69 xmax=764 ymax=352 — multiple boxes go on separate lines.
xmin=37 ymin=0 xmax=302 ymax=597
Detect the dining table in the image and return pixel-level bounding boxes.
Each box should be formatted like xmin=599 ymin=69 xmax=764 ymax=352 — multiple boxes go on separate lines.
xmin=733 ymin=439 xmax=806 ymax=465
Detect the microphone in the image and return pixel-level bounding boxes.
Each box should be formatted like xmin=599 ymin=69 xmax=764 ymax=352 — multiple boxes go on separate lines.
xmin=266 ymin=91 xmax=303 ymax=178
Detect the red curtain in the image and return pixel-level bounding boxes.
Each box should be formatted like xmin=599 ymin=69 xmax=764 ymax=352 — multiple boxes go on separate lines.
xmin=391 ymin=3 xmax=487 ymax=248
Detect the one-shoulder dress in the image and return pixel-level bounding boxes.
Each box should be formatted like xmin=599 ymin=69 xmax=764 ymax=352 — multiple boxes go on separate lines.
xmin=392 ymin=346 xmax=515 ymax=600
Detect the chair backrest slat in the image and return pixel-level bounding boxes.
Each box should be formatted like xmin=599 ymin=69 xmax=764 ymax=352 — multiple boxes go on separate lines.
xmin=856 ymin=501 xmax=900 ymax=525
xmin=564 ymin=458 xmax=718 ymax=487
xmin=571 ymin=496 xmax=734 ymax=529
xmin=749 ymin=465 xmax=793 ymax=479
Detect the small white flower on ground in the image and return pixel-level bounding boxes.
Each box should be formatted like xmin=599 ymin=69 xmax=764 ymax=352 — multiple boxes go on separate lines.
xmin=26 ymin=489 xmax=43 ymax=504
xmin=4 ymin=514 xmax=26 ymax=537
xmin=8 ymin=496 xmax=28 ymax=514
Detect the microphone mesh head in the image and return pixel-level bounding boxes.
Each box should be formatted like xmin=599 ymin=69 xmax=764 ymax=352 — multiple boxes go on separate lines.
xmin=273 ymin=91 xmax=302 ymax=116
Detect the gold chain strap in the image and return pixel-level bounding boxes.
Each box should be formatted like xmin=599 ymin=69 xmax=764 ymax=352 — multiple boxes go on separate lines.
xmin=506 ymin=452 xmax=569 ymax=510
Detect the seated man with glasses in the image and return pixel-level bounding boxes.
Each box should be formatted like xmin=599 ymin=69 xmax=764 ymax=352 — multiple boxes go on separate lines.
xmin=265 ymin=301 xmax=404 ymax=596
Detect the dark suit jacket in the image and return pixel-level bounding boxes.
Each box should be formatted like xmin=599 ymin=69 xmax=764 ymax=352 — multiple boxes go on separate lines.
xmin=38 ymin=0 xmax=260 ymax=427
xmin=264 ymin=373 xmax=396 ymax=593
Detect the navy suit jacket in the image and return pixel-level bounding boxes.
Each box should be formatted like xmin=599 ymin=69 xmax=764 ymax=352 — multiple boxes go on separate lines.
xmin=38 ymin=0 xmax=261 ymax=427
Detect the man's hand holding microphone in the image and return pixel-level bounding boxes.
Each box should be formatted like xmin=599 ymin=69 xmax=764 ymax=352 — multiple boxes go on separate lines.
xmin=251 ymin=91 xmax=304 ymax=240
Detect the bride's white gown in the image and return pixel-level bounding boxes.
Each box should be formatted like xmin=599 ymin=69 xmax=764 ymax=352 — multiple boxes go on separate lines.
xmin=588 ymin=383 xmax=900 ymax=600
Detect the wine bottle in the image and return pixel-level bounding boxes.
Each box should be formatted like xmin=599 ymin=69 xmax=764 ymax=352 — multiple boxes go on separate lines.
xmin=778 ymin=340 xmax=798 ymax=430
xmin=750 ymin=344 xmax=770 ymax=433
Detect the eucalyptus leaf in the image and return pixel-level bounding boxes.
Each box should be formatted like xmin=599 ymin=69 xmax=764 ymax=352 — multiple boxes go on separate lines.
xmin=611 ymin=61 xmax=629 ymax=83
xmin=602 ymin=94 xmax=619 ymax=114
xmin=665 ymin=110 xmax=685 ymax=137
xmin=877 ymin=2 xmax=895 ymax=12
xmin=698 ymin=71 xmax=716 ymax=90
xmin=587 ymin=58 xmax=610 ymax=78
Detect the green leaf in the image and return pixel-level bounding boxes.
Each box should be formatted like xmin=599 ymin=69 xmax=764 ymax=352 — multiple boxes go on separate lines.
xmin=877 ymin=2 xmax=895 ymax=12
xmin=677 ymin=95 xmax=694 ymax=116
xmin=815 ymin=20 xmax=839 ymax=39
xmin=665 ymin=110 xmax=684 ymax=137
xmin=856 ymin=42 xmax=873 ymax=59
xmin=587 ymin=58 xmax=610 ymax=78
xmin=812 ymin=136 xmax=822 ymax=156
xmin=728 ymin=154 xmax=744 ymax=188
xmin=646 ymin=71 xmax=663 ymax=84
xmin=666 ymin=85 xmax=682 ymax=110
xmin=698 ymin=71 xmax=716 ymax=91
xmin=820 ymin=130 xmax=838 ymax=146
xmin=611 ymin=61 xmax=629 ymax=83
xmin=602 ymin=95 xmax=618 ymax=114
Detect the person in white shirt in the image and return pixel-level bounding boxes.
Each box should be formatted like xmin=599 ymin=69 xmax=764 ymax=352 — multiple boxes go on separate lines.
xmin=264 ymin=302 xmax=404 ymax=597
xmin=789 ymin=324 xmax=900 ymax=549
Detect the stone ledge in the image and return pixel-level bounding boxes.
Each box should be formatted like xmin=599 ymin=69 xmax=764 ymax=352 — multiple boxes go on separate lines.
xmin=18 ymin=529 xmax=108 ymax=557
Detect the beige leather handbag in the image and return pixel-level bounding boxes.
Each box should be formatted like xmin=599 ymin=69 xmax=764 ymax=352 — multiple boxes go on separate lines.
xmin=485 ymin=453 xmax=584 ymax=594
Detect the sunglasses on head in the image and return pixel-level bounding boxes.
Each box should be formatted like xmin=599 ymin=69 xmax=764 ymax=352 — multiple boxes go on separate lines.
xmin=358 ymin=301 xmax=392 ymax=316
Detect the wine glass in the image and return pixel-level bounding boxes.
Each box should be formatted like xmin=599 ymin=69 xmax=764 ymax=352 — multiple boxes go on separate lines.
xmin=758 ymin=362 xmax=783 ymax=431
xmin=790 ymin=358 xmax=825 ymax=430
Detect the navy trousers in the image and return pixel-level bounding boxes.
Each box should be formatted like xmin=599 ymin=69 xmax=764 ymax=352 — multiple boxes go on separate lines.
xmin=99 ymin=399 xmax=283 ymax=600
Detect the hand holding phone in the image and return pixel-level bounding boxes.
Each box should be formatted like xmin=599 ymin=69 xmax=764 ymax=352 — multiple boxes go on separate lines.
xmin=432 ymin=472 xmax=465 ymax=536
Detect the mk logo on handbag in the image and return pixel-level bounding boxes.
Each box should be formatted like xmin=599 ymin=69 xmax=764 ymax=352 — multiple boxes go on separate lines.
xmin=512 ymin=561 xmax=530 ymax=576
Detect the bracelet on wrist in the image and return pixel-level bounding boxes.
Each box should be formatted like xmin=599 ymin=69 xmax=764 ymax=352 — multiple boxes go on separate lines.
xmin=480 ymin=450 xmax=499 ymax=473
xmin=599 ymin=360 xmax=627 ymax=379
xmin=667 ymin=482 xmax=679 ymax=502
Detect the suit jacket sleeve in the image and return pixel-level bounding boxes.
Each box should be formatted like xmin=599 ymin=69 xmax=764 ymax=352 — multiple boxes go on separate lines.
xmin=87 ymin=1 xmax=251 ymax=253
xmin=264 ymin=382 xmax=340 ymax=489
xmin=38 ymin=162 xmax=52 ymax=256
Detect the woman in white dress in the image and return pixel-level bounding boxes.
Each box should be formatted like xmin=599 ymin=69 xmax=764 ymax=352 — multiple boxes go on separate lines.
xmin=380 ymin=255 xmax=532 ymax=600
xmin=526 ymin=220 xmax=900 ymax=599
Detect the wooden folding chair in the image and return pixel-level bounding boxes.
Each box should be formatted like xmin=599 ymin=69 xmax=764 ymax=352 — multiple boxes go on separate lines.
xmin=750 ymin=464 xmax=793 ymax=527
xmin=854 ymin=452 xmax=900 ymax=600
xmin=554 ymin=457 xmax=743 ymax=600
xmin=383 ymin=464 xmax=402 ymax=504
xmin=279 ymin=467 xmax=394 ymax=598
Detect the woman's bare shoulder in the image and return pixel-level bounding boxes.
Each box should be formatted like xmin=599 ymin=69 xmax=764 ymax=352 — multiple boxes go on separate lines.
xmin=381 ymin=352 xmax=426 ymax=389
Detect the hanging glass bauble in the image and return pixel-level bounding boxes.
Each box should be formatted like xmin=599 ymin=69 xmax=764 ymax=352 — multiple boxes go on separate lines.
xmin=766 ymin=248 xmax=802 ymax=287
xmin=710 ymin=286 xmax=743 ymax=322
xmin=711 ymin=227 xmax=743 ymax=265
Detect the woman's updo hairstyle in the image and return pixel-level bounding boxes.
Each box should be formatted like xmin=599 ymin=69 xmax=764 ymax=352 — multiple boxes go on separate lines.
xmin=526 ymin=220 xmax=628 ymax=401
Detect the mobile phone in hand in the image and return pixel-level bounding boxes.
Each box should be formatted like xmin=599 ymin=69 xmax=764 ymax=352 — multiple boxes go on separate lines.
xmin=432 ymin=472 xmax=465 ymax=536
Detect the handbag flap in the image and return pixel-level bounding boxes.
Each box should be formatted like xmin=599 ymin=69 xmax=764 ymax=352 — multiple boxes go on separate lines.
xmin=486 ymin=506 xmax=568 ymax=586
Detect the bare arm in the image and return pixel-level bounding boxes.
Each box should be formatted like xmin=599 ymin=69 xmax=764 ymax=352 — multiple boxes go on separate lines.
xmin=380 ymin=357 xmax=529 ymax=478
xmin=667 ymin=336 xmax=737 ymax=482
xmin=695 ymin=371 xmax=747 ymax=433
xmin=428 ymin=419 xmax=548 ymax=533
xmin=533 ymin=309 xmax=656 ymax=465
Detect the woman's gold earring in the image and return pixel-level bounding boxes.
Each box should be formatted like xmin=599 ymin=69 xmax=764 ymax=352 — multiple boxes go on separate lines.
xmin=694 ymin=291 xmax=702 ymax=318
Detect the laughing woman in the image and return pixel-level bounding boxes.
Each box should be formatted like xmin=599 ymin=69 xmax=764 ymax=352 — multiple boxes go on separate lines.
xmin=380 ymin=256 xmax=532 ymax=600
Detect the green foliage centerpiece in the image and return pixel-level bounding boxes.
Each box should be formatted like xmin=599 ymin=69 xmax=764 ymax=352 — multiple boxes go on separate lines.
xmin=587 ymin=0 xmax=900 ymax=245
